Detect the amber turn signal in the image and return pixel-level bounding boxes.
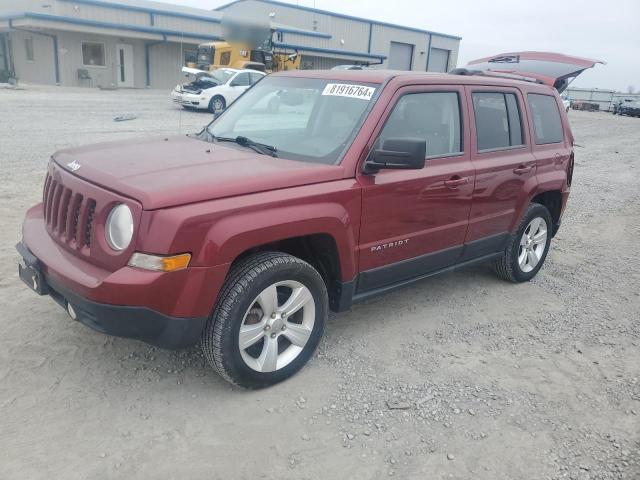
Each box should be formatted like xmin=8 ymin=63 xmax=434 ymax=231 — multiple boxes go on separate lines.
xmin=128 ymin=252 xmax=191 ymax=272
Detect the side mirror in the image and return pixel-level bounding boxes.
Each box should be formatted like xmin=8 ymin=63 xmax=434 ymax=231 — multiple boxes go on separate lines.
xmin=364 ymin=138 xmax=426 ymax=174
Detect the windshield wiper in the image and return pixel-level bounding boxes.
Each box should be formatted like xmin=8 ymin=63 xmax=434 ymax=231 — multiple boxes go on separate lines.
xmin=215 ymin=136 xmax=278 ymax=157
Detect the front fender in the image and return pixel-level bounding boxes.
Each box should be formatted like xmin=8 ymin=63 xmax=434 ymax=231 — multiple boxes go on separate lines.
xmin=204 ymin=202 xmax=359 ymax=280
xmin=137 ymin=181 xmax=361 ymax=281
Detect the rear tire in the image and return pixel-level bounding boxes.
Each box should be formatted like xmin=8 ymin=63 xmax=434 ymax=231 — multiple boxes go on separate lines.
xmin=493 ymin=203 xmax=552 ymax=283
xmin=202 ymin=252 xmax=328 ymax=389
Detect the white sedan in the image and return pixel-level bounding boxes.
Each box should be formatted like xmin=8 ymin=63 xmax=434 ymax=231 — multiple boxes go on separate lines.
xmin=171 ymin=67 xmax=265 ymax=113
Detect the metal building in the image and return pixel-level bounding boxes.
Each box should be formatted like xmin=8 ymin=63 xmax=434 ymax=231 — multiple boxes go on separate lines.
xmin=564 ymin=87 xmax=640 ymax=112
xmin=216 ymin=0 xmax=461 ymax=72
xmin=0 ymin=0 xmax=461 ymax=89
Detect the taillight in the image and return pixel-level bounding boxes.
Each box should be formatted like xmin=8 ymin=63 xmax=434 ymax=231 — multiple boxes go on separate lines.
xmin=567 ymin=151 xmax=574 ymax=187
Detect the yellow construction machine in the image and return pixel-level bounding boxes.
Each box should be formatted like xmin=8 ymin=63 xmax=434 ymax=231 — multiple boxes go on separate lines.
xmin=190 ymin=38 xmax=300 ymax=73
xmin=188 ymin=13 xmax=300 ymax=73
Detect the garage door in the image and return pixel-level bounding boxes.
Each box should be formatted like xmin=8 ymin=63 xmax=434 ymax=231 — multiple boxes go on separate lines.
xmin=388 ymin=42 xmax=414 ymax=70
xmin=427 ymin=48 xmax=450 ymax=72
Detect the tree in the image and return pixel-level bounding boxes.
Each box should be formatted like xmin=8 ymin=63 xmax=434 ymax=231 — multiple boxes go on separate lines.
xmin=627 ymin=85 xmax=636 ymax=94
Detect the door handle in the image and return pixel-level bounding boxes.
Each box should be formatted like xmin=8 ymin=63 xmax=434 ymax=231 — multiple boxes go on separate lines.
xmin=444 ymin=176 xmax=469 ymax=188
xmin=513 ymin=165 xmax=533 ymax=175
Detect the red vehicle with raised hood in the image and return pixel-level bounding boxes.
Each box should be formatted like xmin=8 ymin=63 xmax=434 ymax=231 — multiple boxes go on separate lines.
xmin=17 ymin=52 xmax=602 ymax=388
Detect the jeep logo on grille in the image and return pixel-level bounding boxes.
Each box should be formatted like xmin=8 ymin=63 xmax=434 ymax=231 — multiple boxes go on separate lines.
xmin=66 ymin=160 xmax=81 ymax=171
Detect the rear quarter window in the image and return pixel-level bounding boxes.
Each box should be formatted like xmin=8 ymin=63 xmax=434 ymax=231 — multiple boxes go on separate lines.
xmin=528 ymin=94 xmax=564 ymax=144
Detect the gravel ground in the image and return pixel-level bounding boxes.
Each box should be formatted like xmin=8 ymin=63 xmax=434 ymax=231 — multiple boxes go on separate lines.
xmin=1 ymin=84 xmax=639 ymax=480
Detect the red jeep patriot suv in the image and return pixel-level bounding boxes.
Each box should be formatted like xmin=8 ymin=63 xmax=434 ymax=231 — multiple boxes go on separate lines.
xmin=17 ymin=52 xmax=602 ymax=388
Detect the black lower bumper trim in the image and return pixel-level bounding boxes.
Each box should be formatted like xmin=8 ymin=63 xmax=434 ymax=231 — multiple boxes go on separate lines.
xmin=16 ymin=241 xmax=206 ymax=349
xmin=44 ymin=275 xmax=207 ymax=349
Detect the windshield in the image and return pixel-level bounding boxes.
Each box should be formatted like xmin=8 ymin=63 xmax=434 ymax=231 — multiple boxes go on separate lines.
xmin=205 ymin=69 xmax=236 ymax=85
xmin=207 ymin=76 xmax=379 ymax=164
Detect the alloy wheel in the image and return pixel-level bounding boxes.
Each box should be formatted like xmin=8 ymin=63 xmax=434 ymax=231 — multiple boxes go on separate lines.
xmin=238 ymin=280 xmax=315 ymax=373
xmin=518 ymin=217 xmax=547 ymax=273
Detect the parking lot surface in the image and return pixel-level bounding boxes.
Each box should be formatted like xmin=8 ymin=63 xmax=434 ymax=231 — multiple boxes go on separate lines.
xmin=1 ymin=85 xmax=639 ymax=479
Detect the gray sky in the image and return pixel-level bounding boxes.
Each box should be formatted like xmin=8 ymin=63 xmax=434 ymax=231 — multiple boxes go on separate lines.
xmin=179 ymin=0 xmax=637 ymax=92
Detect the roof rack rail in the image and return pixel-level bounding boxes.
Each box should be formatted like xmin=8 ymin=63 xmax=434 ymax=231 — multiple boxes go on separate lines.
xmin=448 ymin=68 xmax=544 ymax=85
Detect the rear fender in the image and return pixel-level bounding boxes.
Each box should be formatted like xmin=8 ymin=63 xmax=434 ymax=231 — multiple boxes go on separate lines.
xmin=508 ymin=173 xmax=543 ymax=233
xmin=510 ymin=172 xmax=567 ymax=235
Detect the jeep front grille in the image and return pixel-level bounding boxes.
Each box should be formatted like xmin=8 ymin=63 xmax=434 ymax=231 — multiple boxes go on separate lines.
xmin=43 ymin=172 xmax=95 ymax=250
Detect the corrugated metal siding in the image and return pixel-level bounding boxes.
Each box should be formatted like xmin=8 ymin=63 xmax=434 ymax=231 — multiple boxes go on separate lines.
xmin=5 ymin=0 xmax=460 ymax=87
xmin=152 ymin=14 xmax=221 ymax=36
xmin=226 ymin=0 xmax=371 ymax=54
xmin=56 ymin=31 xmax=147 ymax=87
xmin=565 ymin=88 xmax=640 ymax=111
xmin=300 ymin=55 xmax=354 ymax=70
xmin=54 ymin=2 xmax=150 ymax=27
xmin=9 ymin=31 xmax=56 ymax=85
xmin=148 ymin=41 xmax=197 ymax=89
xmin=221 ymin=0 xmax=460 ymax=71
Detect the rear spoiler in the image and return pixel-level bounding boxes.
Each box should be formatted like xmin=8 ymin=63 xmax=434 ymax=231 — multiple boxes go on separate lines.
xmin=455 ymin=52 xmax=605 ymax=93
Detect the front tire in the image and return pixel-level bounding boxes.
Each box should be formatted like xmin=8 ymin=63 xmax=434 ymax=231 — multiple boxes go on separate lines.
xmin=493 ymin=203 xmax=552 ymax=283
xmin=208 ymin=95 xmax=226 ymax=113
xmin=202 ymin=252 xmax=328 ymax=389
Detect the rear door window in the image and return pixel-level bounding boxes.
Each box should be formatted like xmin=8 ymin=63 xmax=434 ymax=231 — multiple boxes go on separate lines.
xmin=527 ymin=94 xmax=564 ymax=144
xmin=472 ymin=92 xmax=525 ymax=151
xmin=377 ymin=92 xmax=462 ymax=158
xmin=231 ymin=72 xmax=251 ymax=87
xmin=249 ymin=72 xmax=264 ymax=85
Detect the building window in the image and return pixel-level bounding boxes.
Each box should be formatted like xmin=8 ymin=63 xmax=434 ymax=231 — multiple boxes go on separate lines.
xmin=82 ymin=42 xmax=105 ymax=67
xmin=25 ymin=38 xmax=34 ymax=62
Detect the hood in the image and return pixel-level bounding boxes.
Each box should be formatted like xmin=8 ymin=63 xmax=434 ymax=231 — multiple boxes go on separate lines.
xmin=53 ymin=136 xmax=344 ymax=210
xmin=182 ymin=66 xmax=210 ymax=77
xmin=464 ymin=51 xmax=605 ymax=93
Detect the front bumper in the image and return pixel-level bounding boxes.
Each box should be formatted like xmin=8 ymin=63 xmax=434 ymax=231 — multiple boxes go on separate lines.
xmin=17 ymin=241 xmax=206 ymax=348
xmin=18 ymin=203 xmax=230 ymax=348
xmin=171 ymin=90 xmax=205 ymax=108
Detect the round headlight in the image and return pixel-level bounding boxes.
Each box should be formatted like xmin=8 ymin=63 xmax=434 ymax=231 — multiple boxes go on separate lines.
xmin=105 ymin=204 xmax=133 ymax=251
